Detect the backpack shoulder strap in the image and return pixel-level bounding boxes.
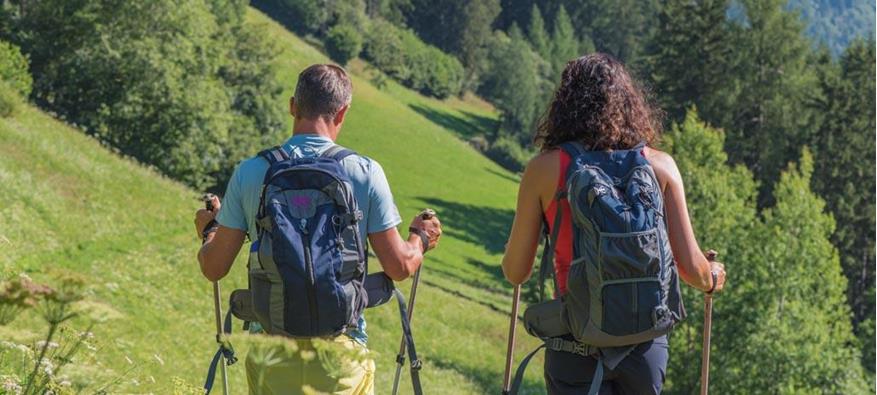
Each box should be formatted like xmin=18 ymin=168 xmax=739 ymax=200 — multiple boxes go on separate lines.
xmin=559 ymin=141 xmax=586 ymax=158
xmin=322 ymin=145 xmax=357 ymax=162
xmin=258 ymin=145 xmax=290 ymax=165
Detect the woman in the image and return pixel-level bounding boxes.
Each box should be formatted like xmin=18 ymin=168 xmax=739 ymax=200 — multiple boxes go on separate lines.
xmin=501 ymin=53 xmax=727 ymax=394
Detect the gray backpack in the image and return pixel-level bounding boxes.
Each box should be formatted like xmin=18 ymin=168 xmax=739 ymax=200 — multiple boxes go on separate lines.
xmin=511 ymin=142 xmax=685 ymax=394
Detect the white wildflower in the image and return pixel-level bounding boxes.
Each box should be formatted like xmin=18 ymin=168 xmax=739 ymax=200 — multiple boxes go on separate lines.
xmin=36 ymin=340 xmax=60 ymax=349
xmin=59 ymin=380 xmax=72 ymax=387
xmin=1 ymin=375 xmax=22 ymax=395
xmin=153 ymin=353 xmax=164 ymax=365
xmin=131 ymin=379 xmax=140 ymax=386
xmin=41 ymin=359 xmax=55 ymax=376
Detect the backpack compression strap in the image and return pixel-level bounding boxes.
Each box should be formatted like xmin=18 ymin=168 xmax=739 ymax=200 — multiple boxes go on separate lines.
xmin=508 ymin=340 xmax=600 ymax=395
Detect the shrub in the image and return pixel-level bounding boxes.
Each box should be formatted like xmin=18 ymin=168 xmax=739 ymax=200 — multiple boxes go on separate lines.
xmin=325 ymin=24 xmax=363 ymax=65
xmin=6 ymin=0 xmax=284 ymax=191
xmin=485 ymin=135 xmax=532 ymax=173
xmin=363 ymin=20 xmax=463 ymax=99
xmin=0 ymin=40 xmax=32 ymax=97
xmin=0 ymin=82 xmax=19 ymax=118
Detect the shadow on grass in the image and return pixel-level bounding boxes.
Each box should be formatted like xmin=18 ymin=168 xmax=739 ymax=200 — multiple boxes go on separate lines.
xmin=486 ymin=167 xmax=521 ymax=184
xmin=422 ymin=279 xmax=508 ymax=315
xmin=428 ymin=354 xmax=545 ymax=395
xmin=416 ymin=197 xmax=513 ymax=255
xmin=409 ymin=104 xmax=498 ymax=140
xmin=251 ymin=0 xmax=313 ymax=36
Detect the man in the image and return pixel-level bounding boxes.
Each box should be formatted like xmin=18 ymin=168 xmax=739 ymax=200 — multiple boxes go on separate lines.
xmin=194 ymin=64 xmax=442 ymax=394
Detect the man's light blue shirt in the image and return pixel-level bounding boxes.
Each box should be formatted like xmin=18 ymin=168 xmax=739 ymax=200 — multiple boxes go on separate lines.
xmin=216 ymin=133 xmax=402 ymax=344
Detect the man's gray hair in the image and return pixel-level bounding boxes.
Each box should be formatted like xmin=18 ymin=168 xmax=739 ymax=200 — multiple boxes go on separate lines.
xmin=293 ymin=64 xmax=353 ymax=120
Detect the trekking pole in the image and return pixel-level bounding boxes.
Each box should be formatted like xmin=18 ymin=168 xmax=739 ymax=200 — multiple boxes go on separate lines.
xmin=502 ymin=284 xmax=522 ymax=395
xmin=212 ymin=281 xmax=229 ymax=395
xmin=203 ymin=194 xmax=230 ymax=395
xmin=700 ymin=250 xmax=718 ymax=395
xmin=391 ymin=209 xmax=435 ymax=395
xmin=391 ymin=266 xmax=422 ymax=395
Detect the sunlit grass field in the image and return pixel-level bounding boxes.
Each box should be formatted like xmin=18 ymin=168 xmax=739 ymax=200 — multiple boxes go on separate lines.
xmin=0 ymin=7 xmax=546 ymax=394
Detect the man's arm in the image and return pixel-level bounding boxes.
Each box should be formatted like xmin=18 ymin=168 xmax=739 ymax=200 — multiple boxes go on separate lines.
xmin=194 ymin=196 xmax=246 ymax=281
xmin=368 ymin=211 xmax=441 ymax=281
xmin=369 ymin=227 xmax=426 ymax=281
xmin=198 ymin=227 xmax=246 ymax=281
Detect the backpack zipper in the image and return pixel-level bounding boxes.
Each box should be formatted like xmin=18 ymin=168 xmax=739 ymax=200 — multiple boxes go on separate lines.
xmin=300 ymin=218 xmax=320 ymax=332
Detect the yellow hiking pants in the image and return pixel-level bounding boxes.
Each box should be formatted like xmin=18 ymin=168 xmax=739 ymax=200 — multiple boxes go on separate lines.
xmin=245 ymin=335 xmax=375 ymax=395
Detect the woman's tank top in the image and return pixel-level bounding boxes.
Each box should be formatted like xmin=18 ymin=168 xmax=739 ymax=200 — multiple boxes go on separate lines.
xmin=544 ymin=150 xmax=574 ymax=296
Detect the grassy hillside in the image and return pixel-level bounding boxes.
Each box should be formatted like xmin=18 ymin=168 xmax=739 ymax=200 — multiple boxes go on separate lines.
xmin=0 ymin=7 xmax=545 ymax=394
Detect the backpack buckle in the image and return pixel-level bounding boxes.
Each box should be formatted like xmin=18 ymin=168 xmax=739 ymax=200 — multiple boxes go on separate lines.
xmin=573 ymin=342 xmax=589 ymax=356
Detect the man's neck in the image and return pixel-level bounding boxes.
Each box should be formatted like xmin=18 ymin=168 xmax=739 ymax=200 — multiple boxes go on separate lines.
xmin=292 ymin=118 xmax=337 ymax=141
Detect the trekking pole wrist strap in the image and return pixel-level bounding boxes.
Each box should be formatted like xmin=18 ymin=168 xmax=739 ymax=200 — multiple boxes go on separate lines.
xmin=706 ymin=271 xmax=718 ymax=294
xmin=409 ymin=227 xmax=430 ymax=254
xmin=202 ymin=219 xmax=219 ymax=241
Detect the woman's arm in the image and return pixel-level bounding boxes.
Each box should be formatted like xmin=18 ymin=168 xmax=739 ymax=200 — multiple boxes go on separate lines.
xmin=502 ymin=153 xmax=556 ymax=285
xmin=650 ymin=150 xmax=725 ymax=292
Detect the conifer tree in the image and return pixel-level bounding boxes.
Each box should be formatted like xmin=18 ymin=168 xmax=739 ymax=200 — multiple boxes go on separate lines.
xmin=551 ymin=5 xmax=584 ymax=73
xmin=644 ymin=0 xmax=737 ymax=123
xmin=809 ymin=39 xmax=876 ymax=373
xmin=527 ymin=4 xmax=551 ymax=67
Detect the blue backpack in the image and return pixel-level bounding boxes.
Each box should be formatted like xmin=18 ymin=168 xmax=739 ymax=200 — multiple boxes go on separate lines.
xmin=248 ymin=145 xmax=367 ymax=337
xmin=511 ymin=142 xmax=685 ymax=394
xmin=203 ymin=145 xmax=424 ymax=394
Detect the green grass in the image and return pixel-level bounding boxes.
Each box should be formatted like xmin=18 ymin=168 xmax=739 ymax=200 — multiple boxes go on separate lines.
xmin=0 ymin=7 xmax=544 ymax=394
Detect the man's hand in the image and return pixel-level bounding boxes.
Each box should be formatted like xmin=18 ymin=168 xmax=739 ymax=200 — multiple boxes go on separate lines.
xmin=194 ymin=194 xmax=221 ymax=239
xmin=409 ymin=209 xmax=442 ymax=251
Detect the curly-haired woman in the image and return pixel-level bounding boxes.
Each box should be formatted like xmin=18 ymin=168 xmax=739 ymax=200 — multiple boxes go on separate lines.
xmin=501 ymin=53 xmax=727 ymax=394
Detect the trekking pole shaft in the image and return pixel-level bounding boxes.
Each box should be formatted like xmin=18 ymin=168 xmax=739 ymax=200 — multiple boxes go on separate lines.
xmin=391 ymin=266 xmax=423 ymax=395
xmin=213 ymin=281 xmax=230 ymax=395
xmin=700 ymin=293 xmax=713 ymax=395
xmin=502 ymin=284 xmax=522 ymax=395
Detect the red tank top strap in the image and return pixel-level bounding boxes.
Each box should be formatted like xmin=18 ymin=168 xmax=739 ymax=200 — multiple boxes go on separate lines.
xmin=544 ymin=150 xmax=574 ymax=296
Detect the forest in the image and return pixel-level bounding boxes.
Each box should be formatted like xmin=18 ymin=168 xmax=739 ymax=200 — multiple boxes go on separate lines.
xmin=0 ymin=0 xmax=874 ymax=392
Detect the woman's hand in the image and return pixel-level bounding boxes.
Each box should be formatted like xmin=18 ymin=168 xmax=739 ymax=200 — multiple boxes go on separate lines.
xmin=705 ymin=250 xmax=726 ymax=293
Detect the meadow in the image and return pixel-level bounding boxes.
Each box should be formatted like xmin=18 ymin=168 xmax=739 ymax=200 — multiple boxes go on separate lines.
xmin=0 ymin=7 xmax=547 ymax=394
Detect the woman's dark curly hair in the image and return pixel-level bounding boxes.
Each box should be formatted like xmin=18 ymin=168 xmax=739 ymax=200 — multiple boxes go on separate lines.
xmin=535 ymin=53 xmax=662 ymax=152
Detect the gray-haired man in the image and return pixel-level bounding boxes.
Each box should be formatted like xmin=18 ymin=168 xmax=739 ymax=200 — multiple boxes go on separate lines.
xmin=194 ymin=64 xmax=442 ymax=394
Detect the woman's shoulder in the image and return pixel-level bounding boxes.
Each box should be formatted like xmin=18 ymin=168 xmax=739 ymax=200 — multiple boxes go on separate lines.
xmin=644 ymin=147 xmax=682 ymax=187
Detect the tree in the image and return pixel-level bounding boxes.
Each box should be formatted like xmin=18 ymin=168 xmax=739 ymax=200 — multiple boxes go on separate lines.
xmin=4 ymin=0 xmax=285 ymax=190
xmin=662 ymin=110 xmax=868 ymax=393
xmin=550 ymin=5 xmax=587 ymax=75
xmin=526 ymin=4 xmax=551 ymax=65
xmin=562 ymin=0 xmax=657 ymax=64
xmin=644 ymin=0 xmax=738 ymax=123
xmin=480 ymin=26 xmax=547 ymax=143
xmin=724 ymin=0 xmax=819 ymax=204
xmin=808 ymin=39 xmax=876 ymax=373
xmin=405 ymin=0 xmax=500 ymax=89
